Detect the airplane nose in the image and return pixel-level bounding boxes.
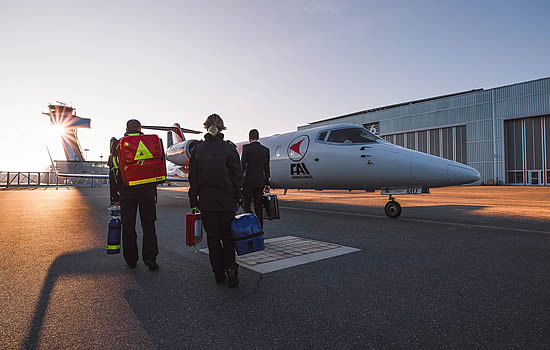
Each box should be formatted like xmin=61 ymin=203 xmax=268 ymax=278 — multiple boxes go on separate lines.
xmin=448 ymin=163 xmax=481 ymax=184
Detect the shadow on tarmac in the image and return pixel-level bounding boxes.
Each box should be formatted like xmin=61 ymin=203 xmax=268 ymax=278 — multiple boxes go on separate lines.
xmin=22 ymin=248 xmax=117 ymax=350
xmin=22 ymin=244 xmax=263 ymax=350
xmin=121 ymin=254 xmax=264 ymax=349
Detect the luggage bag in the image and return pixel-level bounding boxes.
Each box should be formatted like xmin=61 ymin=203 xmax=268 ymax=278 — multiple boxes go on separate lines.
xmin=185 ymin=211 xmax=203 ymax=246
xmin=263 ymin=194 xmax=280 ymax=220
xmin=231 ymin=213 xmax=264 ymax=255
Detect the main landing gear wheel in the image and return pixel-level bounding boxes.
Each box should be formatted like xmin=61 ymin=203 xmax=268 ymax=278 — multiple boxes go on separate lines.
xmin=384 ymin=200 xmax=401 ymax=218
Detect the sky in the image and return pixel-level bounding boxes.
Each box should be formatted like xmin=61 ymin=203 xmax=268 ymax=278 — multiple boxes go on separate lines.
xmin=1 ymin=0 xmax=549 ymax=171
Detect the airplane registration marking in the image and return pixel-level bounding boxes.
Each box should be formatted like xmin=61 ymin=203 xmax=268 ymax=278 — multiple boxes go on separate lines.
xmin=381 ymin=188 xmax=422 ymax=195
xmin=279 ymin=206 xmax=550 ymax=235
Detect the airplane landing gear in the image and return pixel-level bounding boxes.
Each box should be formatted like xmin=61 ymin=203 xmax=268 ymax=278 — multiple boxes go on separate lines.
xmin=384 ymin=195 xmax=401 ymax=218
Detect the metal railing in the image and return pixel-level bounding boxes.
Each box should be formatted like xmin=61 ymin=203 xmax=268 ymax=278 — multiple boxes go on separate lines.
xmin=0 ymin=172 xmax=108 ymax=188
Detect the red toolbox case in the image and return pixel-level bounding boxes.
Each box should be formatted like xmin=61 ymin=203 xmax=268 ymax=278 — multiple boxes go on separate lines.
xmin=186 ymin=212 xmax=204 ymax=246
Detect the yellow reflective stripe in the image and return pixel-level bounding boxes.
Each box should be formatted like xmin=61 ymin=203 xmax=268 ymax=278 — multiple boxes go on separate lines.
xmin=112 ymin=157 xmax=118 ymax=168
xmin=128 ymin=176 xmax=166 ymax=186
xmin=106 ymin=244 xmax=120 ymax=250
xmin=127 ymin=133 xmax=140 ymax=136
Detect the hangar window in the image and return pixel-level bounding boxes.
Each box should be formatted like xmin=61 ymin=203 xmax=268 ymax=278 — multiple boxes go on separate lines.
xmin=394 ymin=133 xmax=405 ymax=147
xmin=384 ymin=125 xmax=467 ymax=164
xmin=406 ymin=132 xmax=416 ymax=150
xmin=326 ymin=128 xmax=378 ymax=144
xmin=429 ymin=129 xmax=440 ymax=156
xmin=442 ymin=127 xmax=454 ymax=161
xmin=417 ymin=131 xmax=428 ymax=153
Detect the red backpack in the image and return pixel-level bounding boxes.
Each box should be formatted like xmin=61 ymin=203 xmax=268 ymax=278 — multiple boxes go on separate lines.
xmin=116 ymin=134 xmax=166 ymax=186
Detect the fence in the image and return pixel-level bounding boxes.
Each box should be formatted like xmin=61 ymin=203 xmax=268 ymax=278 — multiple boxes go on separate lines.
xmin=0 ymin=172 xmax=108 ymax=188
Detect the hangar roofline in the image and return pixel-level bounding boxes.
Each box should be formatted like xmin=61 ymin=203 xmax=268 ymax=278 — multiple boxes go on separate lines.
xmin=307 ymin=89 xmax=483 ymax=126
xmin=307 ymin=76 xmax=550 ymax=126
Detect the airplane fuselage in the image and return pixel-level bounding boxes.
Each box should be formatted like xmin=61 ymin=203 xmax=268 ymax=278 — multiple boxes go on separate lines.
xmin=259 ymin=127 xmax=479 ymax=190
xmin=167 ymin=123 xmax=480 ymax=191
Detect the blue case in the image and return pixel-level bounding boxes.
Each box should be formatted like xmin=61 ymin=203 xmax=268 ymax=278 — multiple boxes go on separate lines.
xmin=231 ymin=213 xmax=264 ymax=256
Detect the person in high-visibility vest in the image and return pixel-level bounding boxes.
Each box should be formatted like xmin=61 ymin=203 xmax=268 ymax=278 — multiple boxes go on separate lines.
xmin=109 ymin=119 xmax=160 ymax=270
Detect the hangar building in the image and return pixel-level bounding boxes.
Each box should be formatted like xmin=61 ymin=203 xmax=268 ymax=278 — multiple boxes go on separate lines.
xmin=298 ymin=77 xmax=550 ymax=186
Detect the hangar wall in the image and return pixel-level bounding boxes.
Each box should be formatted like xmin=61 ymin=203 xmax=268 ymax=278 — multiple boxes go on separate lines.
xmin=298 ymin=77 xmax=550 ymax=185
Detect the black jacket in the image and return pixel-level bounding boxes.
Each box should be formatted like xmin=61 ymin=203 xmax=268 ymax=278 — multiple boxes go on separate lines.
xmin=241 ymin=141 xmax=270 ymax=188
xmin=188 ymin=133 xmax=243 ymax=211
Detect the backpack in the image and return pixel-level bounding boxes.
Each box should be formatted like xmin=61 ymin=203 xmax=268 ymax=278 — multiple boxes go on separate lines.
xmin=116 ymin=134 xmax=166 ymax=186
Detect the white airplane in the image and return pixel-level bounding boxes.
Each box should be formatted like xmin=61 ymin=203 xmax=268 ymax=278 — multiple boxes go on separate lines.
xmin=50 ymin=122 xmax=480 ymax=218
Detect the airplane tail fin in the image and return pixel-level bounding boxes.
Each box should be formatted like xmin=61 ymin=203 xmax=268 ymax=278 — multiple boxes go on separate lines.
xmin=141 ymin=123 xmax=201 ymax=147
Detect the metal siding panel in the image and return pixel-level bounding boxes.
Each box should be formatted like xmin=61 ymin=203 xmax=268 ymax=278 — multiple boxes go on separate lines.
xmin=467 ymin=120 xmax=493 ymax=145
xmin=467 ymin=141 xmax=493 ymax=163
xmin=496 ymin=92 xmax=550 ymax=119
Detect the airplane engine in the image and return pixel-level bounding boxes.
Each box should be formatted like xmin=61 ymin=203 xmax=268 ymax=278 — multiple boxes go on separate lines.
xmin=166 ymin=139 xmax=200 ymax=170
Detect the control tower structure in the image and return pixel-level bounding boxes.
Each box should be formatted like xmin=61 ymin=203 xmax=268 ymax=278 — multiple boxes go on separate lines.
xmin=43 ymin=103 xmax=91 ymax=161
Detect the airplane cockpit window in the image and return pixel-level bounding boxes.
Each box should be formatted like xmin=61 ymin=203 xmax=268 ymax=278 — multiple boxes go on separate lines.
xmin=326 ymin=128 xmax=378 ymax=143
xmin=317 ymin=131 xmax=328 ymax=141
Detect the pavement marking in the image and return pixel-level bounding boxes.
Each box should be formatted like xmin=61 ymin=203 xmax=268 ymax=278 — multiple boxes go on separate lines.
xmin=200 ymin=235 xmax=361 ymax=274
xmin=280 ymin=205 xmax=550 ymax=235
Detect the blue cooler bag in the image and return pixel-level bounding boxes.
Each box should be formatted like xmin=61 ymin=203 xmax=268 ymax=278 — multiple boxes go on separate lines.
xmin=231 ymin=213 xmax=264 ymax=256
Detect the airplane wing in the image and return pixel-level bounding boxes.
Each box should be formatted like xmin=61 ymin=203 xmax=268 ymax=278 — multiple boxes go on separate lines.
xmin=141 ymin=125 xmax=201 ymax=134
xmin=46 ymin=147 xmax=188 ymax=182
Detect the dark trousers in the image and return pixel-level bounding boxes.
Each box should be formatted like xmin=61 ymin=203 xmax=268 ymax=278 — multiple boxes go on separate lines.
xmin=243 ymin=186 xmax=264 ymax=227
xmin=121 ymin=196 xmax=158 ymax=264
xmin=201 ymin=211 xmax=236 ymax=277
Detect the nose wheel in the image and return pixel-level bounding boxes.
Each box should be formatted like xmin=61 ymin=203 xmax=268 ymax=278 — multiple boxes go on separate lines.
xmin=384 ymin=195 xmax=402 ymax=218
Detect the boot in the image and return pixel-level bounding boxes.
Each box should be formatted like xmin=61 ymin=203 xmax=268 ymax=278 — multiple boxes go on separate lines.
xmin=143 ymin=257 xmax=159 ymax=271
xmin=226 ymin=265 xmax=239 ymax=288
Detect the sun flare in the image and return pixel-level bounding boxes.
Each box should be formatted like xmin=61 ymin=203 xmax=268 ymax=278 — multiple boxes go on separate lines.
xmin=51 ymin=123 xmax=67 ymax=138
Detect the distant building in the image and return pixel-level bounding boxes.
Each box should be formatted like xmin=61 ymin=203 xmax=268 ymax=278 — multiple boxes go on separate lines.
xmin=299 ymin=77 xmax=550 ymax=186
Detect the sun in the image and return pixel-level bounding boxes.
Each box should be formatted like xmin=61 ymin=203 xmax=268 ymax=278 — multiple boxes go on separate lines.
xmin=51 ymin=124 xmax=67 ymax=138
xmin=45 ymin=123 xmax=69 ymax=149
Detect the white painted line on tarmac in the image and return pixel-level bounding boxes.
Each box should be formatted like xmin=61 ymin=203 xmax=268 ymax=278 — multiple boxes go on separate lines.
xmin=280 ymin=206 xmax=550 ymax=235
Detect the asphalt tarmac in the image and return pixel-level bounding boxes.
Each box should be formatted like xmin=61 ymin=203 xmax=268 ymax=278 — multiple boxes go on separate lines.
xmin=1 ymin=186 xmax=550 ymax=349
